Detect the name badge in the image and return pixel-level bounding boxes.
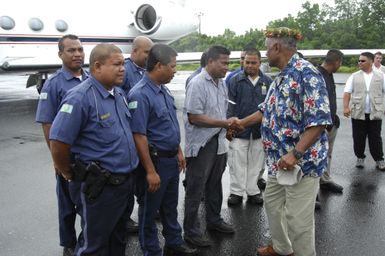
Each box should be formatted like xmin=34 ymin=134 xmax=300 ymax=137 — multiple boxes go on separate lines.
xmin=261 ymin=85 xmax=267 ymax=95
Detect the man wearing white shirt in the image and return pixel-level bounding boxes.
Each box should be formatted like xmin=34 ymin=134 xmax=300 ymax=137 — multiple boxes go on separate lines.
xmin=373 ymin=51 xmax=385 ymax=74
xmin=343 ymin=52 xmax=385 ymax=170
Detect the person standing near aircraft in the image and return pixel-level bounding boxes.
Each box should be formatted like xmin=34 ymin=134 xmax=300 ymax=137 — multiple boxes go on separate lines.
xmin=225 ymin=50 xmax=245 ymax=85
xmin=230 ymin=27 xmax=331 ymax=256
xmin=128 ymin=44 xmax=198 ymax=256
xmin=121 ymin=35 xmax=153 ymax=234
xmin=343 ymin=52 xmax=385 ymax=171
xmin=49 ymin=44 xmax=138 ymax=255
xmin=317 ymin=49 xmax=344 ymax=194
xmin=121 ymin=36 xmax=153 ymax=94
xmin=226 ymin=48 xmax=272 ymax=206
xmin=185 ymin=51 xmax=207 ymax=87
xmin=35 ymin=34 xmax=88 ymax=256
xmin=183 ymin=45 xmax=235 ymax=248
xmin=373 ymin=51 xmax=385 ymax=74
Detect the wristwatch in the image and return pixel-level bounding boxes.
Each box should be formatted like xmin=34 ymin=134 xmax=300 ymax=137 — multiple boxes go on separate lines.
xmin=292 ymin=148 xmax=303 ymax=160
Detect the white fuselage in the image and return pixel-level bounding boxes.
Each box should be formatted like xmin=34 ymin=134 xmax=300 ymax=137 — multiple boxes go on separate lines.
xmin=0 ymin=0 xmax=198 ymax=71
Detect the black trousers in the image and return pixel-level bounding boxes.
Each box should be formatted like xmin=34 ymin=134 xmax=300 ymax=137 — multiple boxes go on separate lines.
xmin=352 ymin=114 xmax=384 ymax=161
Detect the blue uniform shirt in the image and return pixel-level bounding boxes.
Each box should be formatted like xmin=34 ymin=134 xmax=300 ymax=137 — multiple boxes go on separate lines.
xmin=121 ymin=58 xmax=145 ymax=95
xmin=128 ymin=74 xmax=180 ymax=151
xmin=50 ymin=76 xmax=139 ymax=174
xmin=35 ymin=67 xmax=89 ymax=123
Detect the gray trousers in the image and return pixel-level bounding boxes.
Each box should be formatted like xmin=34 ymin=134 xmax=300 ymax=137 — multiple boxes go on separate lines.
xmin=183 ymin=136 xmax=227 ymax=237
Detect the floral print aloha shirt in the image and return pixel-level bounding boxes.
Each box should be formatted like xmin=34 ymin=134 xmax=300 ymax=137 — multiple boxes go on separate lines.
xmin=259 ymin=53 xmax=332 ymax=177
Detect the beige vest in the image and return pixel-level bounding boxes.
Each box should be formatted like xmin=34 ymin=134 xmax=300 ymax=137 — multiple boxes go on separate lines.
xmin=350 ymin=70 xmax=384 ymax=120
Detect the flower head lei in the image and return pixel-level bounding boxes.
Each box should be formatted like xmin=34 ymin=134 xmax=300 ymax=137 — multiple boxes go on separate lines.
xmin=264 ymin=27 xmax=303 ymax=41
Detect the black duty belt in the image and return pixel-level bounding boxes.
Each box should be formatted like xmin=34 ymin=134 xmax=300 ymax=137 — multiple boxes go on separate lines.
xmin=154 ymin=150 xmax=178 ymax=158
xmin=108 ymin=172 xmax=133 ymax=185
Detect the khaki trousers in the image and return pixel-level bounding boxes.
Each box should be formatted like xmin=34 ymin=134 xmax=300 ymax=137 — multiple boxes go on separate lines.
xmin=264 ymin=175 xmax=319 ymax=256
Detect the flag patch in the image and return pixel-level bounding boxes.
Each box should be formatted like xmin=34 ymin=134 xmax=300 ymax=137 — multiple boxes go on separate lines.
xmin=60 ymin=103 xmax=73 ymax=114
xmin=39 ymin=92 xmax=48 ymax=100
xmin=128 ymin=101 xmax=138 ymax=109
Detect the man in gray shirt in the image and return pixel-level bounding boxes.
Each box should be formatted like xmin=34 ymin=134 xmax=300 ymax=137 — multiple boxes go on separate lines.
xmin=183 ymin=45 xmax=235 ymax=248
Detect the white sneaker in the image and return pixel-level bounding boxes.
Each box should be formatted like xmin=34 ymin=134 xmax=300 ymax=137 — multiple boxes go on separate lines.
xmin=356 ymin=158 xmax=365 ymax=168
xmin=376 ymin=160 xmax=385 ymax=171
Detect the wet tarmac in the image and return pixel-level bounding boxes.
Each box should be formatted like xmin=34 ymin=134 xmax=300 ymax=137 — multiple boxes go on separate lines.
xmin=0 ymin=72 xmax=385 ymax=256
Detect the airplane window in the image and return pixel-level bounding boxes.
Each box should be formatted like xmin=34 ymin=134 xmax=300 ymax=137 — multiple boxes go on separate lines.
xmin=0 ymin=16 xmax=15 ymax=30
xmin=29 ymin=17 xmax=44 ymax=31
xmin=55 ymin=20 xmax=68 ymax=32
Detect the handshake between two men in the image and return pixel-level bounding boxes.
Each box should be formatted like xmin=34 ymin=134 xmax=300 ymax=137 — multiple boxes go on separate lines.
xmin=225 ymin=111 xmax=263 ymax=141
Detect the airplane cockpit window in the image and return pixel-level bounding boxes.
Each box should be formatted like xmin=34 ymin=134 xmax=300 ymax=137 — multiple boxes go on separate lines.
xmin=0 ymin=16 xmax=15 ymax=30
xmin=55 ymin=20 xmax=68 ymax=32
xmin=28 ymin=17 xmax=44 ymax=31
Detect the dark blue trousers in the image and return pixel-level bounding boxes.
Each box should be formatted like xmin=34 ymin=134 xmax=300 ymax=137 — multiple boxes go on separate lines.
xmin=137 ymin=157 xmax=183 ymax=256
xmin=69 ymin=175 xmax=134 ymax=256
xmin=56 ymin=175 xmax=77 ymax=248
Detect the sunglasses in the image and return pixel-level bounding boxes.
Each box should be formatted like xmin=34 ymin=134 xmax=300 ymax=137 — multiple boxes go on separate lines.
xmin=358 ymin=60 xmax=366 ymax=63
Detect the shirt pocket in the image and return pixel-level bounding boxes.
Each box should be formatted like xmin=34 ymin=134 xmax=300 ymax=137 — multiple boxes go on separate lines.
xmin=155 ymin=107 xmax=170 ymax=120
xmin=351 ymin=96 xmax=362 ymax=109
xmin=373 ymin=96 xmax=384 ymax=111
xmin=97 ymin=118 xmax=122 ymax=144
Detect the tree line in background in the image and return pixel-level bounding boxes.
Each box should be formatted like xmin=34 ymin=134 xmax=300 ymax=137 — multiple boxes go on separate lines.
xmin=171 ymin=0 xmax=385 ymax=68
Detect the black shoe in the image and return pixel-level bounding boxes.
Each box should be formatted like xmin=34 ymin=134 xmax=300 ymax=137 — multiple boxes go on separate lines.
xmin=63 ymin=247 xmax=75 ymax=256
xmin=126 ymin=218 xmax=139 ymax=233
xmin=247 ymin=194 xmax=263 ymax=205
xmin=207 ymin=221 xmax=235 ymax=234
xmin=257 ymin=178 xmax=266 ymax=190
xmin=184 ymin=235 xmax=212 ymax=247
xmin=320 ymin=182 xmax=343 ymax=193
xmin=164 ymin=243 xmax=199 ymax=256
xmin=227 ymin=194 xmax=242 ymax=206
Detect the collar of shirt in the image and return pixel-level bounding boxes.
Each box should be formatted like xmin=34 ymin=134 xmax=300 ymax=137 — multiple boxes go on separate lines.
xmin=61 ymin=67 xmax=88 ymax=81
xmin=142 ymin=74 xmax=164 ymax=94
xmin=202 ymin=68 xmax=224 ymax=87
xmin=128 ymin=58 xmax=145 ymax=75
xmin=89 ymin=76 xmax=114 ymax=99
xmin=248 ymin=75 xmax=260 ymax=86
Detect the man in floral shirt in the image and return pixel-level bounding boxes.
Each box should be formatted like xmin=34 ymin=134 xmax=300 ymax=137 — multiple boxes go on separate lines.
xmin=231 ymin=27 xmax=331 ymax=256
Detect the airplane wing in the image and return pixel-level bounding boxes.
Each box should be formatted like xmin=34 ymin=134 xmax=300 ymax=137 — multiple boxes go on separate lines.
xmin=177 ymin=49 xmax=385 ymax=63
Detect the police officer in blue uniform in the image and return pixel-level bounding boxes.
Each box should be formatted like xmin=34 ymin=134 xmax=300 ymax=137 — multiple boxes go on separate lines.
xmin=35 ymin=34 xmax=88 ymax=256
xmin=128 ymin=44 xmax=197 ymax=256
xmin=121 ymin=36 xmax=153 ymax=95
xmin=121 ymin=35 xmax=153 ymax=234
xmin=49 ymin=44 xmax=138 ymax=256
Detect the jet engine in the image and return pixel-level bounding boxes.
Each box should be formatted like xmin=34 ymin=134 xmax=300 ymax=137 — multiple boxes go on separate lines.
xmin=133 ymin=4 xmax=161 ymax=35
xmin=132 ymin=1 xmax=198 ymax=42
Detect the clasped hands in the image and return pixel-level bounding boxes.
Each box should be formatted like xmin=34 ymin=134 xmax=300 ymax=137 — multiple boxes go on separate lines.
xmin=226 ymin=117 xmax=244 ymax=141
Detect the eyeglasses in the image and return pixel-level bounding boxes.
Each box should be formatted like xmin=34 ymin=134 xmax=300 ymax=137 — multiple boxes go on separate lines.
xmin=358 ymin=60 xmax=366 ymax=63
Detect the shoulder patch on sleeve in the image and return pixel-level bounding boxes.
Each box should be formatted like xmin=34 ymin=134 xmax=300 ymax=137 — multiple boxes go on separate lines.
xmin=128 ymin=101 xmax=138 ymax=109
xmin=60 ymin=103 xmax=73 ymax=114
xmin=39 ymin=92 xmax=48 ymax=100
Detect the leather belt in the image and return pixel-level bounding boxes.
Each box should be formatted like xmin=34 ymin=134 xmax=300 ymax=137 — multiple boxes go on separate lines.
xmin=155 ymin=150 xmax=178 ymax=158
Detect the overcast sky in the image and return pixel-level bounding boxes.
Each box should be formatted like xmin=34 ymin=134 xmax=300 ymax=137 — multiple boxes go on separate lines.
xmin=185 ymin=0 xmax=335 ymax=36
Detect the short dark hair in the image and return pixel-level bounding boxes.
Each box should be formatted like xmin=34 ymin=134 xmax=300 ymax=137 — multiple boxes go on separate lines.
xmin=200 ymin=51 xmax=207 ymax=67
xmin=374 ymin=51 xmax=383 ymax=56
xmin=89 ymin=44 xmax=122 ymax=70
xmin=361 ymin=51 xmax=375 ymax=61
xmin=244 ymin=47 xmax=261 ymax=59
xmin=324 ymin=49 xmax=344 ymax=64
xmin=58 ymin=34 xmax=79 ymax=52
xmin=146 ymin=44 xmax=178 ymax=72
xmin=206 ymin=45 xmax=230 ymax=62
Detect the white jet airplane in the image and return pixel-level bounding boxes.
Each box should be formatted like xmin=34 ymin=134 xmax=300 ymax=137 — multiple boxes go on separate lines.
xmin=0 ymin=0 xmax=198 ymax=89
